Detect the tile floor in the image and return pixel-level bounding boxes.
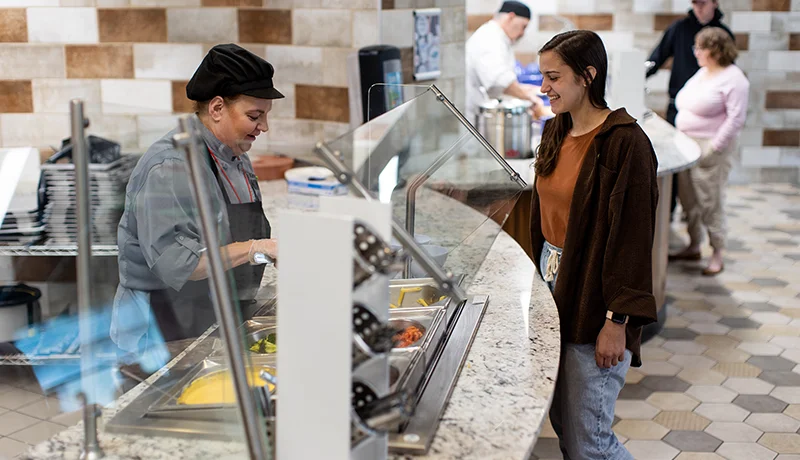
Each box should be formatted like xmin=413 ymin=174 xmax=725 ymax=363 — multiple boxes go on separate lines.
xmin=0 ymin=367 xmax=81 ymax=459
xmin=533 ymin=183 xmax=800 ymax=460
xmin=0 ymin=184 xmax=797 ymax=459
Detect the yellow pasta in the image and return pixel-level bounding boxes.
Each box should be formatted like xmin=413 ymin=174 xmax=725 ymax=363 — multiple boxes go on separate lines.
xmin=417 ymin=299 xmax=429 ymax=307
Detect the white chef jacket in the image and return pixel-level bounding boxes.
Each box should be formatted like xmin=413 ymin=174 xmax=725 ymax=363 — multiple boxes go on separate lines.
xmin=465 ymin=20 xmax=518 ymax=125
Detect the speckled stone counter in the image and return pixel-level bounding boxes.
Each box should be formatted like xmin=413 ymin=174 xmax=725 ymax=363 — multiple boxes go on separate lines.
xmin=22 ymin=182 xmax=560 ymax=460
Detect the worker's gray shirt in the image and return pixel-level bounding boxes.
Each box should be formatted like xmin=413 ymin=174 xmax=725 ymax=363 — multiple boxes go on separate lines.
xmin=116 ymin=115 xmax=260 ymax=293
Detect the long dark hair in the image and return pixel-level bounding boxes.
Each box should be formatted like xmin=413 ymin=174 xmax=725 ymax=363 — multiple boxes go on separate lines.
xmin=534 ymin=30 xmax=609 ymax=177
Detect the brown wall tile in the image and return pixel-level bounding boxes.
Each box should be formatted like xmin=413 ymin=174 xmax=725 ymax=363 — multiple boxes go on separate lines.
xmin=655 ymin=14 xmax=686 ymax=31
xmin=239 ymin=9 xmax=291 ymax=44
xmin=98 ymin=8 xmax=167 ymax=43
xmin=0 ymin=9 xmax=26 ymax=43
xmin=763 ymin=129 xmax=800 ymax=147
xmin=753 ymin=0 xmax=790 ymax=10
xmin=202 ymin=0 xmax=260 ymax=5
xmin=735 ymin=33 xmax=749 ymax=51
xmin=467 ymin=14 xmax=492 ymax=32
xmin=172 ymin=81 xmax=194 ymax=113
xmin=790 ymin=34 xmax=800 ymax=51
xmin=296 ymin=85 xmax=349 ymax=123
xmin=516 ymin=52 xmax=537 ymax=66
xmin=0 ymin=81 xmax=33 ymax=113
xmin=400 ymin=47 xmax=414 ymax=84
xmin=382 ymin=0 xmax=395 ymax=9
xmin=765 ymin=91 xmax=800 ymax=109
xmin=66 ymin=45 xmax=134 ymax=79
xmin=540 ymin=14 xmax=613 ymax=31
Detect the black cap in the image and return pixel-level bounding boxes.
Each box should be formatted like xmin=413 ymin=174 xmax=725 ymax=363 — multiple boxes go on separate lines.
xmin=186 ymin=44 xmax=284 ymax=102
xmin=499 ymin=1 xmax=531 ymax=19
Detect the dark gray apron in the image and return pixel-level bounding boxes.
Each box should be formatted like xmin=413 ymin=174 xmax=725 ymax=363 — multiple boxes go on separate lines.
xmin=148 ymin=147 xmax=270 ymax=342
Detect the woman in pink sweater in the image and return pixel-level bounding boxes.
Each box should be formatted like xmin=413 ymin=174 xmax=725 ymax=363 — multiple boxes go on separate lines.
xmin=669 ymin=27 xmax=749 ymax=276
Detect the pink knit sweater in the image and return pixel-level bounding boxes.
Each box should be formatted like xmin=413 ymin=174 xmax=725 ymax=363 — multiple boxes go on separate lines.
xmin=675 ymin=65 xmax=750 ymax=152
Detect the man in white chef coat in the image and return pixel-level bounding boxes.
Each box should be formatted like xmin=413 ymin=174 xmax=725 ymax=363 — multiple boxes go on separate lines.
xmin=466 ymin=0 xmax=544 ymax=125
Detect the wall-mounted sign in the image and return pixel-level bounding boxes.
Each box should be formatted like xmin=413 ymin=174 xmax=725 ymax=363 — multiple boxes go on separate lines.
xmin=413 ymin=8 xmax=441 ymax=81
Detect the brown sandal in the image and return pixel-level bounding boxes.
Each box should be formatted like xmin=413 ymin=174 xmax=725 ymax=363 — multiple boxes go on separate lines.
xmin=668 ymin=251 xmax=702 ymax=262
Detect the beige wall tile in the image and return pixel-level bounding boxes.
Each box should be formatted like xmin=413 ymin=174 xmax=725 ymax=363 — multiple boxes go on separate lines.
xmin=597 ymin=0 xmax=634 ymax=12
xmin=557 ymin=0 xmax=598 ymax=14
xmin=0 ymin=9 xmax=28 ymax=42
xmin=0 ymin=0 xmax=58 ymax=5
xmin=265 ymin=45 xmax=323 ymax=85
xmin=32 ymin=79 xmax=101 ymax=113
xmin=322 ymin=47 xmax=355 ymax=88
xmin=293 ymin=9 xmax=351 ymax=47
xmin=633 ymin=0 xmax=670 ymax=12
xmin=60 ymin=0 xmax=97 ymax=5
xmin=439 ymin=42 xmax=465 ymax=79
xmin=0 ymin=114 xmax=70 ymax=148
xmin=381 ymin=9 xmax=413 ymax=48
xmin=131 ymin=0 xmax=199 ymax=5
xmin=167 ymin=7 xmax=237 ymax=43
xmin=0 ymin=45 xmax=65 ymax=80
xmin=769 ymin=51 xmax=800 ymax=70
xmin=465 ymin=0 xmax=498 ymax=14
xmin=614 ymin=13 xmax=656 ymax=32
xmin=269 ymin=82 xmax=294 ymax=119
xmin=265 ymin=118 xmax=324 ymax=151
xmin=136 ymin=114 xmax=180 ymax=149
xmin=27 ymin=7 xmax=98 ymax=43
xmin=749 ymin=32 xmax=790 ymax=50
xmin=440 ymin=7 xmax=466 ymax=44
xmin=134 ymin=44 xmax=203 ymax=80
xmin=87 ymin=114 xmax=138 ymax=149
xmin=263 ymin=0 xmax=294 ymax=7
xmin=292 ymin=0 xmax=373 ymax=6
xmin=101 ymin=79 xmax=172 ymax=113
xmin=96 ymin=0 xmax=129 ymax=5
xmin=353 ymin=10 xmax=379 ymax=48
xmin=732 ymin=12 xmax=773 ymax=32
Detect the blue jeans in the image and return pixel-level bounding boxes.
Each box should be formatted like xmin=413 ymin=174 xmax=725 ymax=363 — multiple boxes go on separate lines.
xmin=541 ymin=242 xmax=633 ymax=460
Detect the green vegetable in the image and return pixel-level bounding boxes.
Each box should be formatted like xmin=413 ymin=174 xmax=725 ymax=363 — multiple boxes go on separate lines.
xmin=249 ymin=336 xmax=277 ymax=354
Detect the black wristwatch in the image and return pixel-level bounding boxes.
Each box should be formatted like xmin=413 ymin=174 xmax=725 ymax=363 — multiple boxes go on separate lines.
xmin=606 ymin=310 xmax=628 ymax=325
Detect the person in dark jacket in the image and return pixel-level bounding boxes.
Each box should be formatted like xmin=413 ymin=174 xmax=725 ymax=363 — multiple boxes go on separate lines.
xmin=646 ymin=0 xmax=734 ymax=220
xmin=532 ymin=30 xmax=659 ymax=460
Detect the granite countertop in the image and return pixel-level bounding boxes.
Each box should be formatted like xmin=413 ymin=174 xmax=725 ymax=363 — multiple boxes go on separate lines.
xmin=22 ymin=182 xmax=560 ymax=460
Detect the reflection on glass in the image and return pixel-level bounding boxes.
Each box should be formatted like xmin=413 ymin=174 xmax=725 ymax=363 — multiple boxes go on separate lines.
xmin=325 ymin=84 xmax=526 ymax=287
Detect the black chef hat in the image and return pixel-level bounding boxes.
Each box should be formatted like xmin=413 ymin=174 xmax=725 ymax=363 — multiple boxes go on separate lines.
xmin=186 ymin=44 xmax=284 ymax=102
xmin=498 ymin=1 xmax=531 ymax=19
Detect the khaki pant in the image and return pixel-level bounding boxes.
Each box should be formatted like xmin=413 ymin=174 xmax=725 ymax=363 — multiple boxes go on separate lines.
xmin=677 ymin=137 xmax=736 ymax=250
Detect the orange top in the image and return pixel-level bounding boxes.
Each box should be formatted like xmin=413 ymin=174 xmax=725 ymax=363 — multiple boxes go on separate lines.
xmin=536 ymin=125 xmax=603 ymax=248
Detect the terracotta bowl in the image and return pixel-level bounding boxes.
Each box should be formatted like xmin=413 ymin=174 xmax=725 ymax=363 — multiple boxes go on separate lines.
xmin=250 ymin=155 xmax=294 ymax=181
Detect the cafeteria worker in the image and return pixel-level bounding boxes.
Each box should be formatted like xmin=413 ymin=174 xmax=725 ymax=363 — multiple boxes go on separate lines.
xmin=111 ymin=44 xmax=281 ymax=352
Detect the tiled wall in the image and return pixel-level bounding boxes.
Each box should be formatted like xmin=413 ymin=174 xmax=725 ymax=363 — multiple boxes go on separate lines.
xmin=467 ymin=0 xmax=800 ymax=184
xmin=0 ymin=0 xmax=466 ymax=158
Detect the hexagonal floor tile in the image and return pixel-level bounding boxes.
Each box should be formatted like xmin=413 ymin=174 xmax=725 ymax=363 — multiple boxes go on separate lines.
xmin=716 ymin=441 xmax=779 ymax=460
xmin=705 ymin=347 xmax=752 ymax=363
xmin=687 ymin=385 xmax=739 ymax=403
xmin=664 ymin=340 xmax=709 ymax=355
xmin=693 ymin=403 xmax=751 ymax=422
xmin=712 ymin=362 xmax=763 ymax=377
xmin=674 ymin=453 xmax=726 ymax=460
xmin=746 ymin=413 xmax=800 ymax=433
xmin=615 ymin=400 xmax=660 ymax=420
xmin=762 ymin=326 xmax=800 ymax=338
xmin=713 ymin=305 xmax=754 ymax=319
xmin=730 ymin=329 xmax=776 ymax=342
xmin=679 ymin=368 xmax=728 ymax=385
xmin=660 ymin=328 xmax=701 ymax=340
xmin=743 ymin=302 xmax=782 ymax=312
xmin=739 ymin=342 xmax=785 ymax=356
xmin=642 ymin=347 xmax=675 ymax=361
xmin=640 ymin=376 xmax=692 ymax=392
xmin=531 ymin=437 xmax=562 ymax=459
xmin=705 ymin=421 xmax=764 ymax=442
xmin=754 ymin=278 xmax=791 ymax=288
xmin=625 ymin=440 xmax=680 ymax=460
xmin=786 ymin=405 xmax=800 ymax=421
xmin=724 ymin=377 xmax=776 ymax=395
xmin=663 ymin=430 xmax=723 ymax=452
xmin=619 ymin=383 xmax=656 ymax=400
xmin=773 ymin=297 xmax=800 ymax=310
xmin=648 ymin=392 xmax=701 ymax=411
xmin=696 ymin=285 xmax=733 ymax=296
xmin=752 ymin=313 xmax=793 ymax=326
xmin=654 ymin=411 xmax=711 ymax=431
xmin=774 ymin=388 xmax=800 ymax=404
xmin=689 ymin=323 xmax=733 ymax=335
xmin=721 ymin=317 xmax=764 ymax=329
xmin=669 ymin=354 xmax=717 ymax=370
xmin=749 ymin=357 xmax=799 ymax=371
xmin=613 ymin=419 xmax=669 ymax=440
xmin=683 ymin=311 xmax=723 ymax=323
xmin=639 ymin=361 xmax=682 ymax=376
xmin=760 ymin=433 xmax=800 ymax=454
xmin=696 ymin=335 xmax=741 ymax=349
xmin=782 ymin=350 xmax=800 ymax=364
xmin=733 ymin=395 xmax=789 ymax=413
xmin=773 ymin=337 xmax=800 ymax=350
xmin=761 ymin=372 xmax=800 ymax=386
xmin=626 ymin=369 xmax=645 ymax=384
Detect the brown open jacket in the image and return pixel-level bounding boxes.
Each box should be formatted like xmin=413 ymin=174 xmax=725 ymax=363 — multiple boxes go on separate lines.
xmin=530 ymin=108 xmax=659 ymax=367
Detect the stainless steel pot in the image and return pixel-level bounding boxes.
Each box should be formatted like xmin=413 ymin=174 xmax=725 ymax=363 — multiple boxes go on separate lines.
xmin=476 ymin=99 xmax=533 ymax=159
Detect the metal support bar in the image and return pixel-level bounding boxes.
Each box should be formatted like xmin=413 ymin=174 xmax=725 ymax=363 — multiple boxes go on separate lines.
xmin=313 ymin=142 xmax=467 ymax=304
xmin=428 ymin=85 xmax=527 ymax=189
xmin=172 ymin=116 xmax=269 ymax=460
xmin=71 ymin=99 xmax=105 ymax=460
